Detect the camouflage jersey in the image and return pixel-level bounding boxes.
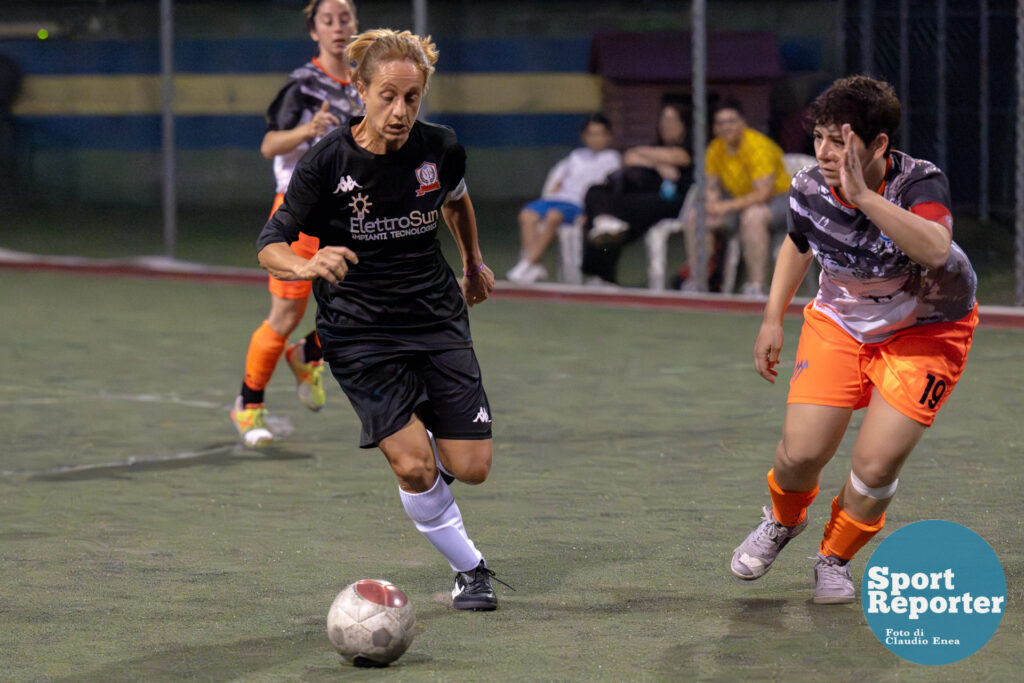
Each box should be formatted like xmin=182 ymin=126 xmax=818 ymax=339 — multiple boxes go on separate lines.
xmin=788 ymin=150 xmax=977 ymax=343
xmin=265 ymin=58 xmax=363 ymax=194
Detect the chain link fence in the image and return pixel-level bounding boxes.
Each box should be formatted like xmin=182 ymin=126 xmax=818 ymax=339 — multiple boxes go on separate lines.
xmin=839 ymin=0 xmax=1022 ymax=305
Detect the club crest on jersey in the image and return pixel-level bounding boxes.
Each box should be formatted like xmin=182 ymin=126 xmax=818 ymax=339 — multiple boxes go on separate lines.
xmin=414 ymin=161 xmax=441 ymax=196
xmin=333 ymin=174 xmax=362 ymax=195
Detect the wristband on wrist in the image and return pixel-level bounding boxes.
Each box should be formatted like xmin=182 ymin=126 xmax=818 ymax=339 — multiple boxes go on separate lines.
xmin=463 ymin=263 xmax=486 ymax=277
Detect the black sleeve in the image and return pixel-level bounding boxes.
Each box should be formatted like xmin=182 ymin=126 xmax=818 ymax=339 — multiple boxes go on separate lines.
xmin=257 ymin=150 xmax=326 ymax=251
xmin=902 ymin=167 xmax=952 ymax=212
xmin=438 ymin=128 xmax=467 ymax=190
xmin=786 ymin=186 xmax=811 ymax=253
xmin=265 ymin=79 xmax=314 ymax=132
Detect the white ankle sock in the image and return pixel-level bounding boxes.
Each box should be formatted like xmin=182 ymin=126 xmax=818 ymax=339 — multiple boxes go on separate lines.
xmin=399 ymin=474 xmax=482 ymax=572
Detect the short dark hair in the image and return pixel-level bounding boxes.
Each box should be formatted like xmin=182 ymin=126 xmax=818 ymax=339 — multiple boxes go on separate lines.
xmin=712 ymin=98 xmax=744 ymax=119
xmin=806 ymin=75 xmax=901 ymax=152
xmin=581 ymin=113 xmax=612 ymax=133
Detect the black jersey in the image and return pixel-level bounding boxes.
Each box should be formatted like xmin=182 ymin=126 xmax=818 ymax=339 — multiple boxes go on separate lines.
xmin=257 ymin=118 xmax=471 ymax=363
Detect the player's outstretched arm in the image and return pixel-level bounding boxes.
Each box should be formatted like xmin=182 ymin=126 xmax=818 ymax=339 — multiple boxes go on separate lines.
xmin=754 ymin=237 xmax=813 ymax=383
xmin=442 ymin=192 xmax=494 ymax=307
xmin=838 ymin=124 xmax=951 ymax=270
xmin=258 ymin=242 xmax=358 ymax=283
xmin=260 ymin=101 xmax=340 ymax=159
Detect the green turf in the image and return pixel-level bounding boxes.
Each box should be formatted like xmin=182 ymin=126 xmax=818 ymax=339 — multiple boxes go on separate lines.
xmin=1 ymin=269 xmax=1021 ymax=681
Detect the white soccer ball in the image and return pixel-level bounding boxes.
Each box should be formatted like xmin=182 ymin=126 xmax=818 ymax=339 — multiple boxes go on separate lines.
xmin=326 ymin=579 xmax=416 ymax=667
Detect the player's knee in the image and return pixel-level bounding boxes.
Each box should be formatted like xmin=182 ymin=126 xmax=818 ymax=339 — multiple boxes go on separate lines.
xmin=455 ymin=460 xmax=490 ymax=485
xmin=740 ymin=203 xmax=771 ymax=226
xmin=267 ymin=302 xmax=306 ymax=333
xmin=446 ymin=443 xmax=492 ymax=485
xmin=389 ymin=452 xmax=436 ymax=491
xmin=775 ymin=437 xmax=820 ymax=473
xmin=850 ymin=461 xmax=899 ymax=491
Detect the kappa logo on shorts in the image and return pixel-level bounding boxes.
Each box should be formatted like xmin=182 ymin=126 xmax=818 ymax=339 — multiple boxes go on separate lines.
xmin=792 ymin=359 xmax=808 ymax=382
xmin=472 ymin=407 xmax=492 ymax=423
xmin=414 ymin=161 xmax=441 ymax=197
xmin=333 ymin=174 xmax=362 ymax=195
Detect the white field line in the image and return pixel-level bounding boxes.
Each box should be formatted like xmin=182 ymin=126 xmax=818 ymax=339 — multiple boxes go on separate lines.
xmin=0 ymin=392 xmax=227 ymax=409
xmin=1 ymin=392 xmax=295 ymax=477
xmin=0 ymin=444 xmax=238 ymax=477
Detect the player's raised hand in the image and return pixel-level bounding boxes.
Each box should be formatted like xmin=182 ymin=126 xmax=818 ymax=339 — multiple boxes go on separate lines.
xmin=309 ymin=100 xmax=340 ymax=138
xmin=753 ymin=321 xmax=784 ymax=383
xmin=838 ymin=123 xmax=870 ymax=203
xmin=461 ymin=263 xmax=495 ymax=307
xmin=301 ymin=246 xmax=358 ymax=283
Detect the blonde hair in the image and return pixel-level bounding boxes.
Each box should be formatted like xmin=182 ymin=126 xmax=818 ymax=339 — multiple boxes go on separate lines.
xmin=303 ymin=0 xmax=358 ymax=32
xmin=344 ymin=29 xmax=439 ymax=91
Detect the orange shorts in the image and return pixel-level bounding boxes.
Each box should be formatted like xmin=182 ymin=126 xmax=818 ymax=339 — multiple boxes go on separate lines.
xmin=787 ymin=302 xmax=978 ymax=426
xmin=265 ymin=193 xmax=319 ymax=299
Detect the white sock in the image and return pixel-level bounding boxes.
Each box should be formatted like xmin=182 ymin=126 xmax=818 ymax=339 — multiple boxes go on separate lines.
xmin=399 ymin=474 xmax=482 ymax=572
xmin=426 ymin=429 xmax=454 ymax=481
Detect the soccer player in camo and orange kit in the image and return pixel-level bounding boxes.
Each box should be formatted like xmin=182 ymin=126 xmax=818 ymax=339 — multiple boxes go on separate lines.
xmin=730 ymin=76 xmax=978 ymax=603
xmin=231 ymin=0 xmax=364 ymax=446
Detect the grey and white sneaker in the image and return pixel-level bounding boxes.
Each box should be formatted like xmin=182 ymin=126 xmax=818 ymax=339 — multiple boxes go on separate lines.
xmin=506 ymin=258 xmax=531 ymax=281
xmin=519 ymin=262 xmax=548 ymax=283
xmin=587 ymin=214 xmax=629 ymax=245
xmin=813 ymin=553 xmax=855 ymax=604
xmin=452 ymin=560 xmax=500 ymax=611
xmin=731 ymin=505 xmax=807 ymax=580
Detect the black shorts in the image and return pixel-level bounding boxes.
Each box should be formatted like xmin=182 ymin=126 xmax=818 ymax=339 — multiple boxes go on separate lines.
xmin=329 ymin=347 xmax=493 ymax=449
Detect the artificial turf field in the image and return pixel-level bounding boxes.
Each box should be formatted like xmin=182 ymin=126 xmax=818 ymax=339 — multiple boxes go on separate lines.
xmin=1 ymin=268 xmax=1021 ymax=681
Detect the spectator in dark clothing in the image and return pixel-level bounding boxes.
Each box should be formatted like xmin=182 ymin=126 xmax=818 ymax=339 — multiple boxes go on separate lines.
xmin=580 ymin=102 xmax=692 ymax=286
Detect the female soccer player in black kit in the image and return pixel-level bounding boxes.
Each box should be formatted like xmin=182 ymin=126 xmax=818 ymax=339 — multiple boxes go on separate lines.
xmin=256 ymin=29 xmax=502 ymax=611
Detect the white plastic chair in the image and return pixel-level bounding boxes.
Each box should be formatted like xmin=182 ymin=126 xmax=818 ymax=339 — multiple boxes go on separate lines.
xmin=644 ymin=185 xmax=697 ymax=290
xmin=556 ymin=215 xmax=585 ymax=284
xmin=525 ymin=158 xmax=589 ymax=285
xmin=644 ymin=153 xmax=817 ymax=291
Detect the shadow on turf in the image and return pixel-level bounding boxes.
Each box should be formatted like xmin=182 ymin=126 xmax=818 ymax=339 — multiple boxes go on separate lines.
xmin=55 ymin=630 xmax=434 ymax=682
xmin=26 ymin=444 xmax=312 ymax=483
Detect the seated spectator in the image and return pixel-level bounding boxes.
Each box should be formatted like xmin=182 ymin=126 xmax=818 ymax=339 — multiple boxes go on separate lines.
xmin=507 ymin=113 xmax=621 ymax=283
xmin=682 ymin=100 xmax=790 ymax=296
xmin=580 ymin=101 xmax=692 ymax=286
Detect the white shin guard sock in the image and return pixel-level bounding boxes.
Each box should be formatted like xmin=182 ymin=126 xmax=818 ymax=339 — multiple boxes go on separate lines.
xmin=399 ymin=474 xmax=482 ymax=573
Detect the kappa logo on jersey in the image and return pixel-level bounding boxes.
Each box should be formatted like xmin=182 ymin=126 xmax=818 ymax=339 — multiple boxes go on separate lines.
xmin=333 ymin=174 xmax=362 ymax=195
xmin=471 ymin=407 xmax=492 ymax=423
xmin=348 ymin=192 xmax=373 ymax=219
xmin=414 ymin=161 xmax=441 ymax=196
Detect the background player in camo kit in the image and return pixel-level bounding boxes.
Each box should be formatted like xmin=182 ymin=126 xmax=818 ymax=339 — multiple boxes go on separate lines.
xmin=231 ymin=0 xmax=363 ymax=447
xmin=730 ymin=75 xmax=978 ymax=604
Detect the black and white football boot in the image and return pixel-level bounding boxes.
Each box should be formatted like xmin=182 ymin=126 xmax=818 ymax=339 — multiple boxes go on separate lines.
xmin=451 ymin=560 xmax=512 ymax=611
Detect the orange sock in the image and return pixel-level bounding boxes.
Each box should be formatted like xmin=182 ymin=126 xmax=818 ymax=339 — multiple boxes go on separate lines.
xmin=820 ymin=496 xmax=885 ymax=561
xmin=243 ymin=320 xmax=288 ymax=392
xmin=767 ymin=468 xmax=819 ymax=527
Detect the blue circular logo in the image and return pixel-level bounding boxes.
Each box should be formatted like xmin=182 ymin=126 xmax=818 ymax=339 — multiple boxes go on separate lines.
xmin=862 ymin=520 xmax=1006 ymax=665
